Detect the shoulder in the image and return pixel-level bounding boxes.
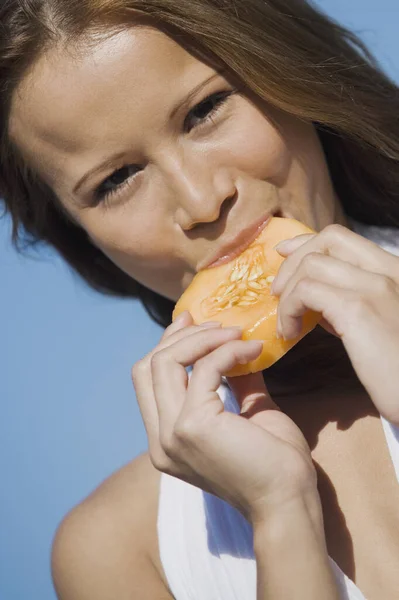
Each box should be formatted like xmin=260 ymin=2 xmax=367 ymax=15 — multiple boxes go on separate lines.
xmin=51 ymin=452 xmax=173 ymax=599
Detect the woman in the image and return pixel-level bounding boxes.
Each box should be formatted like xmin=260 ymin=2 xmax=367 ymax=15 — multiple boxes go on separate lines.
xmin=1 ymin=0 xmax=399 ymax=598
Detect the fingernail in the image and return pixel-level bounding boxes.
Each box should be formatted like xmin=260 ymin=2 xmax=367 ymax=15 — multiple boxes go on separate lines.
xmin=273 ymin=240 xmax=291 ymax=252
xmin=173 ymin=311 xmax=188 ymax=324
xmin=246 ymin=340 xmax=263 ymax=351
xmin=276 ymin=314 xmax=283 ymax=339
xmin=200 ymin=321 xmax=222 ymax=328
xmin=274 ymin=239 xmax=292 ymax=253
xmin=270 ymin=278 xmax=278 ymax=295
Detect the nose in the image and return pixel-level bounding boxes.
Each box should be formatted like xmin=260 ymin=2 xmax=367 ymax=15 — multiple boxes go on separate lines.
xmin=166 ymin=151 xmax=237 ymax=231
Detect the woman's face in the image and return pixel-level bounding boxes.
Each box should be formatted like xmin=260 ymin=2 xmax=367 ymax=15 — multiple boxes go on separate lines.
xmin=9 ymin=27 xmax=347 ymax=302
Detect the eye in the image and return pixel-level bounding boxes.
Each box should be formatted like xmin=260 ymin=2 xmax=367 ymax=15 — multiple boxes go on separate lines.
xmin=93 ymin=89 xmax=237 ymax=206
xmin=94 ymin=164 xmax=141 ymax=203
xmin=184 ymin=90 xmax=235 ymax=132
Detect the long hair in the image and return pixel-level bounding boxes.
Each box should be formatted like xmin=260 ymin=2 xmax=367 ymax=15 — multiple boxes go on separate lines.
xmin=1 ymin=1 xmax=398 ymax=387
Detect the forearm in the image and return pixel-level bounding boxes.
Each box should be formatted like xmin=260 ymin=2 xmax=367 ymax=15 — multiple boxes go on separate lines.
xmin=253 ymin=491 xmax=341 ymax=600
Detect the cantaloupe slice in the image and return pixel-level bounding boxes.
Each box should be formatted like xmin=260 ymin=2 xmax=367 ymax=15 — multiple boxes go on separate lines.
xmin=173 ymin=217 xmax=321 ymax=376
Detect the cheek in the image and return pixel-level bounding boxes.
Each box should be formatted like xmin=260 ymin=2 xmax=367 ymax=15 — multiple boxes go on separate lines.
xmin=89 ymin=226 xmax=183 ymax=300
xmin=84 ymin=205 xmax=156 ymax=249
xmin=226 ymin=110 xmax=292 ymax=183
xmin=83 ymin=208 xmax=172 ymax=269
xmin=81 ymin=210 xmax=195 ymax=301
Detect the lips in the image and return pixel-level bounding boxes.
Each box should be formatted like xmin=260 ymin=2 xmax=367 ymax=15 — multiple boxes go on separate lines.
xmin=197 ymin=214 xmax=272 ymax=271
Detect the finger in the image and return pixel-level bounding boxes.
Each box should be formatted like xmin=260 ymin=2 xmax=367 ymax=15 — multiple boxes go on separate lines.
xmin=133 ymin=321 xmax=224 ymax=445
xmin=277 ymin=253 xmax=381 ymax=307
xmin=151 ymin=327 xmax=248 ymax=430
xmin=185 ymin=338 xmax=264 ymax=414
xmin=276 ymin=254 xmax=397 ymax=338
xmin=160 ymin=320 xmax=223 ymax=348
xmin=277 ymin=278 xmax=353 ymax=340
xmin=272 ymin=224 xmax=398 ymax=296
xmin=132 ymin=356 xmax=163 ymax=461
xmin=163 ymin=310 xmax=219 ymax=341
xmin=162 ymin=310 xmax=193 ymax=339
xmin=227 ymin=371 xmax=280 ymax=414
xmin=274 ymin=233 xmax=314 ymax=254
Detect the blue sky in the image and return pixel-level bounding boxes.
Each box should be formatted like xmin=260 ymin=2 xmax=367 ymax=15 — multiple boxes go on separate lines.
xmin=1 ymin=1 xmax=398 ymax=598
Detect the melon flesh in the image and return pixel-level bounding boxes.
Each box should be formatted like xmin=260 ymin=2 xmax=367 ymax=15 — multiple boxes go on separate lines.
xmin=173 ymin=217 xmax=321 ymax=376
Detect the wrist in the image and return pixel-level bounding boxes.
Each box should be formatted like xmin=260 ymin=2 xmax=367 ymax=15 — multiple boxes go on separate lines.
xmin=252 ymin=489 xmax=340 ymax=600
xmin=248 ymin=465 xmax=320 ymax=527
xmin=253 ymin=488 xmax=326 ymax=553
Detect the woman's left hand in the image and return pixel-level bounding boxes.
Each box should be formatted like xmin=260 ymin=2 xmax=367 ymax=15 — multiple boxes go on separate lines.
xmin=271 ymin=223 xmax=399 ymax=425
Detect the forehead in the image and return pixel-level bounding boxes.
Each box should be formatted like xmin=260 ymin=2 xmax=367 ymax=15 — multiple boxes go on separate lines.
xmin=8 ymin=27 xmax=213 ymax=180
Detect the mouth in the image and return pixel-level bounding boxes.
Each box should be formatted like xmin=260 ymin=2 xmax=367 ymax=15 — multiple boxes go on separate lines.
xmin=197 ymin=212 xmax=277 ymax=271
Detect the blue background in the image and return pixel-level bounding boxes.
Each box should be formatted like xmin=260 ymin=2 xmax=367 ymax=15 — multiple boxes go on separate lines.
xmin=1 ymin=1 xmax=398 ymax=598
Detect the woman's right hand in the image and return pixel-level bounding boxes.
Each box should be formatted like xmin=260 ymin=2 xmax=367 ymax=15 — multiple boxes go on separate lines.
xmin=132 ymin=310 xmax=318 ymax=525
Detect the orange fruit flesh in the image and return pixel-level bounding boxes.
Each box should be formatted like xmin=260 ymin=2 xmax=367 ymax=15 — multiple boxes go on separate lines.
xmin=173 ymin=217 xmax=321 ymax=377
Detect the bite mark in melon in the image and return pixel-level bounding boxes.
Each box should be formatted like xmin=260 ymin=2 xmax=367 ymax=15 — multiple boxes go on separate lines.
xmin=173 ymin=217 xmax=321 ymax=377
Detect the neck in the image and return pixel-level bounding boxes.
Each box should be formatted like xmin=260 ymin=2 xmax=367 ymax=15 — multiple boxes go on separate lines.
xmin=262 ymin=326 xmax=360 ymax=400
xmin=261 ymin=327 xmax=380 ymax=452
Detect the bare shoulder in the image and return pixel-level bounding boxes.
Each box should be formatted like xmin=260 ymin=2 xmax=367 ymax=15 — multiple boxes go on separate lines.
xmin=51 ymin=452 xmax=173 ymax=599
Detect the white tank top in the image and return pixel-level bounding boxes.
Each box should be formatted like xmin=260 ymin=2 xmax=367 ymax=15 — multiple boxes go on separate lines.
xmin=157 ymin=222 xmax=399 ymax=600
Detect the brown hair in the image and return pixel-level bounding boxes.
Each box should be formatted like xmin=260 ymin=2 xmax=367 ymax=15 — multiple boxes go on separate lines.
xmin=1 ymin=0 xmax=399 ymax=337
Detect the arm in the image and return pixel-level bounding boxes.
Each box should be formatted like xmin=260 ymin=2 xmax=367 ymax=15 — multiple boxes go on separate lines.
xmin=253 ymin=491 xmax=341 ymax=600
xmin=51 ymin=455 xmax=173 ymax=600
xmin=51 ymin=509 xmax=173 ymax=600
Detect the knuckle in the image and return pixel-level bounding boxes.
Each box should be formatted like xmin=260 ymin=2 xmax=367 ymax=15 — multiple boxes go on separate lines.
xmin=321 ymin=223 xmax=347 ymax=251
xmin=149 ymin=449 xmax=171 ymax=473
xmin=193 ymin=355 xmax=211 ymax=375
xmin=150 ymin=348 xmax=168 ymax=370
xmin=295 ymin=277 xmax=314 ymax=296
xmin=174 ymin=421 xmax=194 ymax=442
xmin=374 ymin=275 xmax=396 ymax=296
xmin=302 ymin=252 xmax=322 ymax=273
xmin=159 ymin=423 xmax=192 ymax=460
xmin=174 ymin=416 xmax=201 ymax=444
xmin=131 ymin=358 xmax=147 ymax=382
xmin=159 ymin=430 xmax=180 ymax=458
xmin=322 ymin=223 xmax=346 ymax=240
xmin=346 ymin=294 xmax=370 ymax=319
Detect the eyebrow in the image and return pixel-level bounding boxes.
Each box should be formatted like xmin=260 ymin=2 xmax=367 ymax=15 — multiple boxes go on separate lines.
xmin=72 ymin=71 xmax=225 ymax=198
xmin=169 ymin=71 xmax=224 ymax=121
xmin=73 ymin=151 xmax=128 ymax=197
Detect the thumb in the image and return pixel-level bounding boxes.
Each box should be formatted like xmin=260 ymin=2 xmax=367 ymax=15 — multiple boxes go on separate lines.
xmin=226 ymin=371 xmax=280 ymax=417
